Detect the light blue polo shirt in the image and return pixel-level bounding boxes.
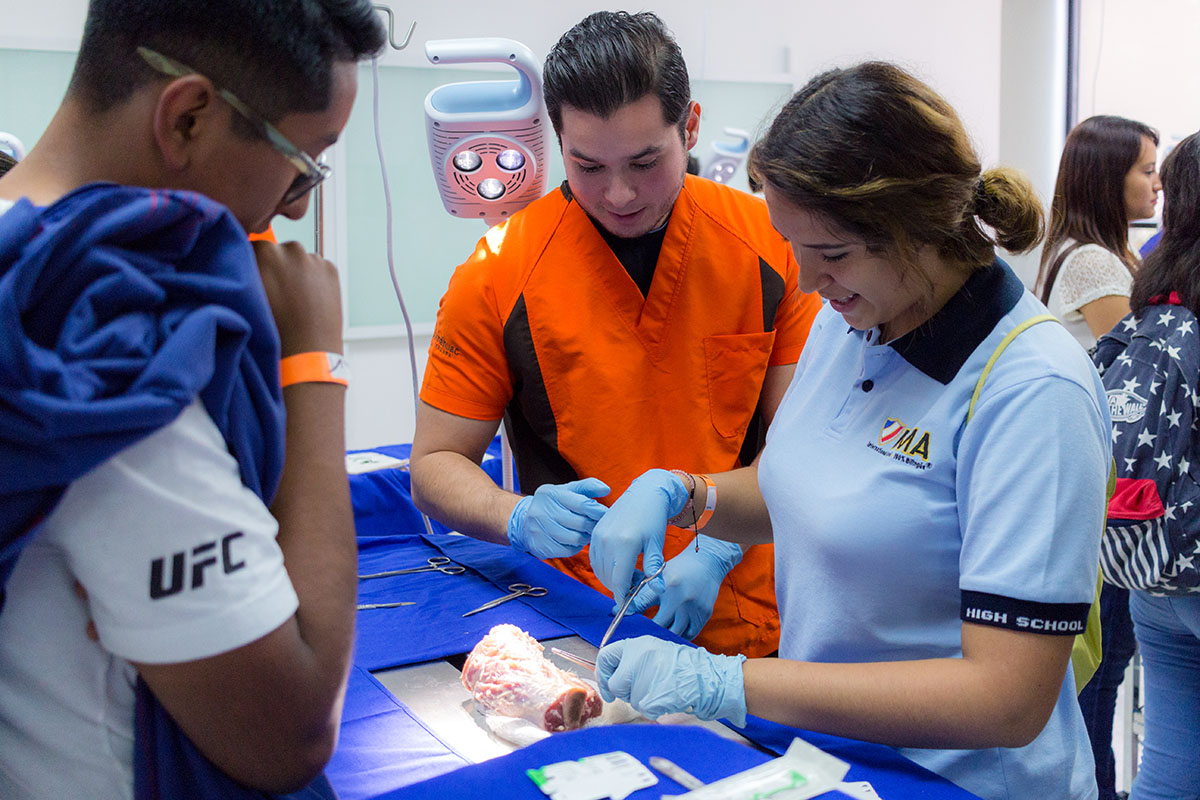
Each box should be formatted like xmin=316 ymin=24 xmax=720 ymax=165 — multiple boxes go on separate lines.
xmin=759 ymin=261 xmax=1109 ymax=800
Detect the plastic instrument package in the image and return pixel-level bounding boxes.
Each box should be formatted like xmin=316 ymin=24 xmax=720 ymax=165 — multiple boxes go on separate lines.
xmin=527 ymin=751 xmax=656 ymax=800
xmin=663 ymin=737 xmax=850 ymax=800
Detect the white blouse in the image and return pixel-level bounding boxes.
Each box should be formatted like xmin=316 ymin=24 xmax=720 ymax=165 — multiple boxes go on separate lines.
xmin=1045 ymin=240 xmax=1133 ymax=348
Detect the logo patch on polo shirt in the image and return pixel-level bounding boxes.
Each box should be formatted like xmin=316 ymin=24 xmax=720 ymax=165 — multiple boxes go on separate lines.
xmin=867 ymin=416 xmax=933 ymax=470
xmin=880 ymin=418 xmax=905 ymax=444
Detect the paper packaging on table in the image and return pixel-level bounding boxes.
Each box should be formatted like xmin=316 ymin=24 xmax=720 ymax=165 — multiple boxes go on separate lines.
xmin=527 ymin=751 xmax=656 ymax=800
xmin=345 ymin=451 xmax=409 ymax=474
xmin=662 ymin=737 xmax=851 ymax=800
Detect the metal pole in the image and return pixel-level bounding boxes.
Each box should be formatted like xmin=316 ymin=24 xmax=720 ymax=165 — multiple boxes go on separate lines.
xmin=1065 ymin=0 xmax=1081 ymax=135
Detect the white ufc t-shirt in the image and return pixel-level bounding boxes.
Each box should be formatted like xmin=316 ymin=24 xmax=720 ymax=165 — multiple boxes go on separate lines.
xmin=0 ymin=398 xmax=298 ymax=800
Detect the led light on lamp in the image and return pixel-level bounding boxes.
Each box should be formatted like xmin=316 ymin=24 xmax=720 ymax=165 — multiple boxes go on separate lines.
xmin=477 ymin=178 xmax=506 ymax=200
xmin=496 ymin=149 xmax=526 ymax=171
xmin=453 ymin=150 xmax=483 ymax=172
xmin=424 ymin=37 xmax=549 ymax=227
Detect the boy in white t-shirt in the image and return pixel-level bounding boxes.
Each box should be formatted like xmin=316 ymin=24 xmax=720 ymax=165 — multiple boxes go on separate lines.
xmin=0 ymin=2 xmax=386 ymax=797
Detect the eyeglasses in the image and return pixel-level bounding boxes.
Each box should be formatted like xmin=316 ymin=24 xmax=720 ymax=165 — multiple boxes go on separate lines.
xmin=137 ymin=46 xmax=331 ymax=205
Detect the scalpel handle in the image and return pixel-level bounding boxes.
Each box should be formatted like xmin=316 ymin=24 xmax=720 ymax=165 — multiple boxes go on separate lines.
xmin=648 ymin=757 xmax=706 ymax=791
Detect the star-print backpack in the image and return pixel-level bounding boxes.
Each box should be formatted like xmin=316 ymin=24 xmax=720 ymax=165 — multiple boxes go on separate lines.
xmin=1093 ymin=296 xmax=1200 ymax=595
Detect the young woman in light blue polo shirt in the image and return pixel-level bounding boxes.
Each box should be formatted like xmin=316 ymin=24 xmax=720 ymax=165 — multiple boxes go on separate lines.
xmin=589 ymin=62 xmax=1111 ymax=800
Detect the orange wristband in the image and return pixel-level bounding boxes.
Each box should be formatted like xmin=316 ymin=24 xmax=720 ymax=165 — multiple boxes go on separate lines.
xmin=694 ymin=473 xmax=716 ymax=530
xmin=280 ymin=351 xmax=349 ymax=388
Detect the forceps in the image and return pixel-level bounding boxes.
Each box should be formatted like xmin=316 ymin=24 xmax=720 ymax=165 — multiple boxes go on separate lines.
xmin=358 ymin=556 xmax=466 ymax=580
xmin=598 ymin=562 xmax=667 ymax=651
xmin=461 ymin=583 xmax=548 ymax=617
xmin=550 ymin=647 xmax=597 ymax=671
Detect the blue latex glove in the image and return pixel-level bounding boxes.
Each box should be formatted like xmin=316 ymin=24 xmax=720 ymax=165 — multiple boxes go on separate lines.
xmin=596 ymin=635 xmax=748 ymax=727
xmin=588 ymin=469 xmax=689 ymax=600
xmin=619 ymin=534 xmax=744 ymax=640
xmin=506 ymin=478 xmax=610 ymax=560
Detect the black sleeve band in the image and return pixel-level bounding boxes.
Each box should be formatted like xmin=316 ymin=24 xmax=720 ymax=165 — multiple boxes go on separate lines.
xmin=960 ymin=590 xmax=1091 ymax=636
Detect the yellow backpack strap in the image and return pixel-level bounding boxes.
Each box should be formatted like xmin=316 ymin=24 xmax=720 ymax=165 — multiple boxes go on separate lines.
xmin=1070 ymin=457 xmax=1117 ymax=693
xmin=965 ymin=314 xmax=1106 ymax=692
xmin=967 ymin=314 xmax=1058 ymax=422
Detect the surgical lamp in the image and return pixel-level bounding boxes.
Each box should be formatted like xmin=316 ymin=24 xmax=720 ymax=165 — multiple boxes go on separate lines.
xmin=0 ymin=132 xmax=26 ymax=162
xmin=423 ymin=38 xmax=549 ymax=227
xmin=700 ymin=127 xmax=750 ymax=185
xmin=422 ymin=37 xmax=551 ymax=492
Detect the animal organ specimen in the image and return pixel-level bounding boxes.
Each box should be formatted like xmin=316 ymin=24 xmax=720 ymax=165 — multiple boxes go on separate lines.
xmin=461 ymin=624 xmax=602 ymax=731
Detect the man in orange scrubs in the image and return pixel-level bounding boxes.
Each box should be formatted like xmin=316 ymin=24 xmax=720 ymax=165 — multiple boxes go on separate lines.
xmin=410 ymin=11 xmax=820 ymax=657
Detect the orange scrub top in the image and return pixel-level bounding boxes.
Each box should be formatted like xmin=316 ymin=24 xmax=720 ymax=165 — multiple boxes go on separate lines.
xmin=422 ymin=175 xmax=822 ymax=656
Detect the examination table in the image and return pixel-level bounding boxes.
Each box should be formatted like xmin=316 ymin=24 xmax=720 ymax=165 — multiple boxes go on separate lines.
xmin=327 ymin=443 xmax=982 ymax=799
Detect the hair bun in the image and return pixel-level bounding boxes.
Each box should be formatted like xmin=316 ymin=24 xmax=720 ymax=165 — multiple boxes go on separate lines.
xmin=975 ymin=168 xmax=1044 ymax=254
xmin=972 ymin=177 xmax=992 ymax=213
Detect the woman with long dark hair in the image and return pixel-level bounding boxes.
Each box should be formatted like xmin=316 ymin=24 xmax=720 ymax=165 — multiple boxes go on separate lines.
xmin=589 ymin=62 xmax=1111 ymax=800
xmin=1037 ymin=115 xmax=1160 ymax=348
xmin=1037 ymin=114 xmax=1160 ymax=800
xmin=1093 ymin=131 xmax=1200 ymax=800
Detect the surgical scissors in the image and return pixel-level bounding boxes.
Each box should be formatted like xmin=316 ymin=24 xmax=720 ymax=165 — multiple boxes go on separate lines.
xmin=358 ymin=556 xmax=466 ymax=580
xmin=598 ymin=561 xmax=667 ymax=651
xmin=461 ymin=583 xmax=548 ymax=617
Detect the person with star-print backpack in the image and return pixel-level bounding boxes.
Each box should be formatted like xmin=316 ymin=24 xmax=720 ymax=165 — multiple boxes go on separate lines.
xmin=1092 ymin=129 xmax=1200 ymax=800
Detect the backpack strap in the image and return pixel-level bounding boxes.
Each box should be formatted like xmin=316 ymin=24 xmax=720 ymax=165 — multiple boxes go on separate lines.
xmin=1039 ymin=240 xmax=1085 ymax=305
xmin=964 ymin=312 xmax=1112 ymax=692
xmin=967 ymin=314 xmax=1058 ymax=421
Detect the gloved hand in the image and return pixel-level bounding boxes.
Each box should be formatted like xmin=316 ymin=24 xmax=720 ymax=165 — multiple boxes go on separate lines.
xmin=596 ymin=635 xmax=748 ymax=727
xmin=588 ymin=469 xmax=689 ymax=601
xmin=620 ymin=534 xmax=744 ymax=640
xmin=506 ymin=478 xmax=610 ymax=560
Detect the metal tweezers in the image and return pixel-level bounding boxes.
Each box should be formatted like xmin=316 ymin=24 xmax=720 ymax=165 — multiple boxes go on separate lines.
xmin=550 ymin=647 xmax=597 ymax=671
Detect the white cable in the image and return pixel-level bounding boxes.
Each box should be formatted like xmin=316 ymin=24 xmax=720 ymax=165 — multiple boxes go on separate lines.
xmin=371 ymin=56 xmax=436 ymax=537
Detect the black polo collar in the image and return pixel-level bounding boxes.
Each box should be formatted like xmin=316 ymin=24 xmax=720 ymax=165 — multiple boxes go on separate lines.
xmin=886 ymin=259 xmax=1025 ymax=385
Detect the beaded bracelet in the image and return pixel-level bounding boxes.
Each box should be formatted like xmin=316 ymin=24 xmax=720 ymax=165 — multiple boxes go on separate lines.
xmin=667 ymin=470 xmax=717 ymax=535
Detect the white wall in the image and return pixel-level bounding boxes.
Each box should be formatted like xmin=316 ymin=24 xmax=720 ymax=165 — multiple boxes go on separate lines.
xmin=0 ymin=0 xmax=86 ymax=51
xmin=1078 ymin=0 xmax=1200 ymax=149
xmin=363 ymin=2 xmax=1003 ymax=160
xmin=348 ymin=0 xmax=1008 ymax=448
xmin=4 ymin=0 xmax=1026 ymax=449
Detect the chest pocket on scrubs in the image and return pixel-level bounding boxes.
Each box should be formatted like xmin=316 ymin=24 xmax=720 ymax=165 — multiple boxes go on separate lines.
xmin=703 ymin=331 xmax=776 ymax=439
